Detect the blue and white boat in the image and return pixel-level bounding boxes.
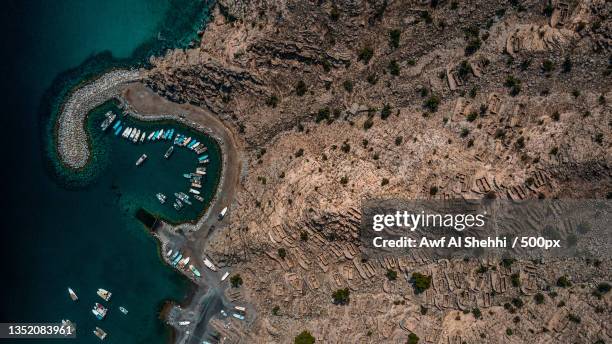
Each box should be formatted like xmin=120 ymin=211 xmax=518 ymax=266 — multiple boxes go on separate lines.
xmin=198 ymin=155 xmax=209 ymax=161
xmin=114 ymin=126 xmax=122 ymax=136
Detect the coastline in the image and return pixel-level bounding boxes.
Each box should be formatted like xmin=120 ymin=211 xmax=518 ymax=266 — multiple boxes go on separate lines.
xmin=53 ymin=70 xmax=242 ymax=342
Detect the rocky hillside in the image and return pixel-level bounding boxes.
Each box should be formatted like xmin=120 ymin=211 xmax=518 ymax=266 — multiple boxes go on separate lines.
xmin=147 ymin=0 xmax=611 ymax=342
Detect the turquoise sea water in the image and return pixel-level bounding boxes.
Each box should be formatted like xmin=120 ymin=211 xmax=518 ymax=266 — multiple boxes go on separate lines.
xmin=0 ymin=0 xmax=214 ymax=343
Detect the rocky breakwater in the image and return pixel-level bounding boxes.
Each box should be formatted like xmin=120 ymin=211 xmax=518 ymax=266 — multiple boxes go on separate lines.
xmin=57 ymin=69 xmax=142 ymax=169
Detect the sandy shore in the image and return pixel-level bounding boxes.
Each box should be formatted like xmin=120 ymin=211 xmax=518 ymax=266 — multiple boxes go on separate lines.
xmin=56 ymin=69 xmax=142 ymax=169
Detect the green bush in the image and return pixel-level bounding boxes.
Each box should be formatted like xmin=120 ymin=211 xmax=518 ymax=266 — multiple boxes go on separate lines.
xmin=388 ymin=60 xmax=400 ymax=76
xmin=295 ymin=80 xmax=307 ymax=96
xmin=389 ymin=29 xmax=401 ymax=48
xmin=230 ymin=274 xmax=243 ymax=288
xmin=424 ymin=95 xmax=440 ymax=112
xmin=332 ymin=288 xmax=350 ymax=305
xmin=411 ymin=272 xmax=432 ymax=294
xmin=407 ymin=333 xmax=419 ymax=344
xmin=386 ymin=269 xmax=397 ymax=280
xmin=358 ymin=46 xmax=374 ymax=64
xmin=295 ymin=330 xmax=316 ymax=344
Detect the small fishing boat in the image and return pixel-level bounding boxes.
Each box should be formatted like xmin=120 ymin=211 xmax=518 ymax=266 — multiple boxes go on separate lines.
xmin=68 ymin=287 xmax=78 ymax=301
xmin=92 ymin=303 xmax=108 ymax=320
xmin=93 ymin=326 xmax=107 ymax=340
xmin=97 ymin=288 xmax=112 ymax=301
xmin=135 ymin=154 xmax=147 ymax=166
xmin=164 ymin=146 xmax=174 ymax=159
xmin=119 ymin=306 xmax=128 ymax=315
xmin=156 ymin=193 xmax=167 ymax=204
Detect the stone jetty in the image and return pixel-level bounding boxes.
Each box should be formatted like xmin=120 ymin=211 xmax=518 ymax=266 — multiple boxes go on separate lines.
xmin=57 ymin=69 xmax=142 ymax=169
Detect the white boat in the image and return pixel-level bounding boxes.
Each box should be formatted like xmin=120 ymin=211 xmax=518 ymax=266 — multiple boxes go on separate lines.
xmin=189 ymin=188 xmax=200 ymax=195
xmin=68 ymin=287 xmax=78 ymax=301
xmin=203 ymin=257 xmax=217 ymax=271
xmin=156 ymin=193 xmax=167 ymax=204
xmin=221 ymin=272 xmax=229 ymax=281
xmin=166 ymin=249 xmax=173 ymax=257
xmin=97 ymin=288 xmax=112 ymax=301
xmin=93 ymin=327 xmax=107 ymax=340
xmin=218 ymin=207 xmax=228 ymax=219
xmin=136 ymin=154 xmax=147 ymax=166
xmin=232 ymin=313 xmax=245 ymax=320
xmin=147 ymin=131 xmax=155 ymax=140
xmin=119 ymin=306 xmax=128 ymax=315
xmin=234 ymin=306 xmax=246 ymax=312
xmin=132 ymin=129 xmax=140 ymax=143
xmin=178 ymin=321 xmax=190 ymax=326
xmin=140 ymin=132 xmax=146 ymax=142
xmin=193 ymin=195 xmax=204 ymax=202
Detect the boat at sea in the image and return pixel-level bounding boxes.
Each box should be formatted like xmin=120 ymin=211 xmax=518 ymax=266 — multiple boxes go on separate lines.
xmin=189 ymin=188 xmax=200 ymax=195
xmin=170 ymin=251 xmax=179 ymax=260
xmin=178 ymin=321 xmax=190 ymax=326
xmin=93 ymin=326 xmax=107 ymax=340
xmin=140 ymin=132 xmax=146 ymax=142
xmin=156 ymin=193 xmax=167 ymax=204
xmin=61 ymin=319 xmax=75 ymax=333
xmin=196 ymin=167 xmax=206 ymax=175
xmin=122 ymin=127 xmax=131 ymax=138
xmin=112 ymin=120 xmax=121 ymax=130
xmin=232 ymin=313 xmax=245 ymax=320
xmin=147 ymin=131 xmax=155 ymax=141
xmin=193 ymin=194 xmax=204 ymax=202
xmin=67 ymin=287 xmax=78 ymax=301
xmin=100 ymin=111 xmax=116 ymax=131
xmin=189 ymin=264 xmax=201 ymax=277
xmin=97 ymin=288 xmax=112 ymax=301
xmin=198 ymin=154 xmax=209 ymax=161
xmin=164 ymin=146 xmax=174 ymax=159
xmin=114 ymin=125 xmax=122 ymax=136
xmin=183 ymin=173 xmax=192 ymax=179
xmin=119 ymin=306 xmax=128 ymax=315
xmin=198 ymin=158 xmax=209 ymax=164
xmin=92 ymin=303 xmax=108 ymax=320
xmin=203 ymin=257 xmax=217 ymax=271
xmin=135 ymin=154 xmax=147 ymax=166
xmin=191 ymin=182 xmax=202 ymax=189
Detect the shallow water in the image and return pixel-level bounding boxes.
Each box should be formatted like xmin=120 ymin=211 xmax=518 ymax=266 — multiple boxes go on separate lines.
xmin=0 ymin=0 xmax=213 ymax=343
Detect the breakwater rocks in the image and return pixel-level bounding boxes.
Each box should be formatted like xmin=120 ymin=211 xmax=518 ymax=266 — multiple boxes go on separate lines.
xmin=57 ymin=69 xmax=142 ymax=169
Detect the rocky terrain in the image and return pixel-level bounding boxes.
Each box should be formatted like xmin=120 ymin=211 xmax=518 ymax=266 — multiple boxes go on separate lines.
xmin=145 ymin=0 xmax=611 ymax=343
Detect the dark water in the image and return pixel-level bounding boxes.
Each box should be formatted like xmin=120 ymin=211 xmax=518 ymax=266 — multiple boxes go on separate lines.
xmin=0 ymin=1 xmax=215 ymax=343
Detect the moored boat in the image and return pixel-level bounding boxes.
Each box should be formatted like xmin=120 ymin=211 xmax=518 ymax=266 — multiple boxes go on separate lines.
xmin=93 ymin=326 xmax=107 ymax=340
xmin=189 ymin=265 xmax=201 ymax=277
xmin=100 ymin=112 xmax=116 ymax=131
xmin=221 ymin=271 xmax=230 ymax=281
xmin=156 ymin=193 xmax=167 ymax=204
xmin=193 ymin=194 xmax=204 ymax=202
xmin=119 ymin=306 xmax=128 ymax=315
xmin=92 ymin=303 xmax=108 ymax=320
xmin=97 ymin=288 xmax=112 ymax=301
xmin=189 ymin=188 xmax=200 ymax=195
